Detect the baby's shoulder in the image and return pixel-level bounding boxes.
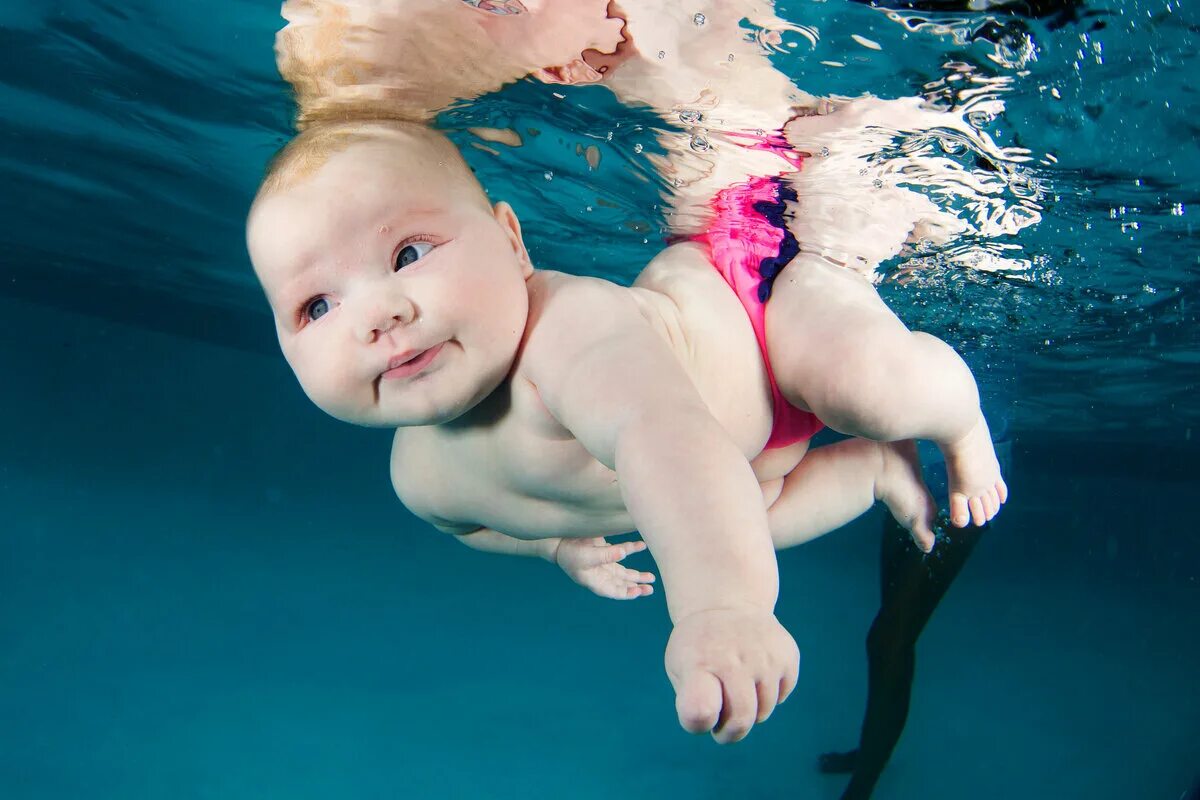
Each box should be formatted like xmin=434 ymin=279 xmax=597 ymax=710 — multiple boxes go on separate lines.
xmin=525 ymin=270 xmax=635 ymax=318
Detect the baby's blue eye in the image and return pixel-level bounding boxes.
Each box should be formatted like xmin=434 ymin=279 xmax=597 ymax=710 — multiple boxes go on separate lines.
xmin=305 ymin=297 xmax=331 ymax=322
xmin=395 ymin=241 xmax=435 ymax=270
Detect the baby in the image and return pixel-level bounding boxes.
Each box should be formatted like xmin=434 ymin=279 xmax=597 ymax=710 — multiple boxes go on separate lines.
xmin=251 ymin=0 xmax=1009 ymax=745
xmin=246 ymin=120 xmax=1006 ymax=745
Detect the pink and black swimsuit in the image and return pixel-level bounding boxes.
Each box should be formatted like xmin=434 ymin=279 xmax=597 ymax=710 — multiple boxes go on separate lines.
xmin=690 ymin=173 xmax=824 ymax=450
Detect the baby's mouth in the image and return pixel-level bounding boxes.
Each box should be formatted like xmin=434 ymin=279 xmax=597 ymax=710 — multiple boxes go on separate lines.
xmin=381 ymin=343 xmax=445 ymax=380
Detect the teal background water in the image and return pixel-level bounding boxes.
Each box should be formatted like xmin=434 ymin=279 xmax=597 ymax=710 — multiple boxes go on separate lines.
xmin=1 ymin=1 xmax=1197 ymax=798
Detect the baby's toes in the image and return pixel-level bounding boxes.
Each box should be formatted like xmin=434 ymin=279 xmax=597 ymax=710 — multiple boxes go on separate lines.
xmin=969 ymin=495 xmax=986 ymax=526
xmin=981 ymin=490 xmax=997 ymax=520
xmin=950 ymin=493 xmax=970 ymax=528
xmin=986 ymin=487 xmax=1001 ymax=519
xmin=997 ymin=479 xmax=1010 ymax=504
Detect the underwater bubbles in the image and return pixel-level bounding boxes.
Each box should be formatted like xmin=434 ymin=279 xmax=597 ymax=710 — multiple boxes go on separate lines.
xmin=967 ymin=109 xmax=994 ymax=128
xmin=1007 ymin=166 xmax=1043 ymax=200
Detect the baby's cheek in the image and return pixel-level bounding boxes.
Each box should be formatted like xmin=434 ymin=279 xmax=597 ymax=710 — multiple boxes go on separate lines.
xmin=286 ymin=349 xmax=343 ymax=408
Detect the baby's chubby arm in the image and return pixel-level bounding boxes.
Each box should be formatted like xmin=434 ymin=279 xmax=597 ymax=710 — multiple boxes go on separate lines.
xmin=449 ymin=526 xmax=560 ymax=561
xmin=522 ymin=276 xmax=799 ymax=743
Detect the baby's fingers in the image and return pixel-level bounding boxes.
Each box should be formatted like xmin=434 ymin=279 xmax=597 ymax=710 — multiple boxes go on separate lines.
xmin=597 ymin=565 xmax=655 ymax=600
xmin=597 ymin=540 xmax=647 ymax=565
xmin=712 ymin=676 xmax=758 ymax=744
xmin=755 ymin=679 xmax=780 ymax=724
xmin=615 ymin=563 xmax=656 ymax=585
xmin=675 ymin=670 xmax=723 ymax=735
xmin=620 ymin=582 xmax=654 ymax=599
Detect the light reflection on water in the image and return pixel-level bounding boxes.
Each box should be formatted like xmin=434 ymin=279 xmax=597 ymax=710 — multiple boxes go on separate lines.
xmin=0 ymin=0 xmax=1195 ymax=435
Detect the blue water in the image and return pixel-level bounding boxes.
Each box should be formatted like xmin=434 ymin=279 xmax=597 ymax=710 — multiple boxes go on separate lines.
xmin=1 ymin=1 xmax=1197 ymax=798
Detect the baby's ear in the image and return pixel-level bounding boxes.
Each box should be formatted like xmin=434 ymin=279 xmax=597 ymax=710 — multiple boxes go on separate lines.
xmin=532 ymin=58 xmax=604 ymax=85
xmin=492 ymin=201 xmax=534 ymax=276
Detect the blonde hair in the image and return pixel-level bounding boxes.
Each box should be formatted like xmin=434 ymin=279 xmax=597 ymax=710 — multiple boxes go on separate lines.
xmin=255 ymin=119 xmax=489 ymax=211
xmin=258 ymin=2 xmax=513 ymax=204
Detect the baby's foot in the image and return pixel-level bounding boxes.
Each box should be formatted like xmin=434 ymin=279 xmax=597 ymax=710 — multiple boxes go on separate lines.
xmin=939 ymin=414 xmax=1009 ymax=528
xmin=875 ymin=440 xmax=939 ymax=553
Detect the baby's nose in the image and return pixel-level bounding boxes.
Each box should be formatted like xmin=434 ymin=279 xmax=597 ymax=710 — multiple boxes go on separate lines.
xmin=354 ymin=295 xmax=415 ymax=343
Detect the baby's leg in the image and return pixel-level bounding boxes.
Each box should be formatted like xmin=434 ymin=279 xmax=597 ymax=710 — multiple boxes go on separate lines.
xmin=766 ymin=438 xmax=938 ymax=553
xmin=766 ymin=255 xmax=1007 ymax=528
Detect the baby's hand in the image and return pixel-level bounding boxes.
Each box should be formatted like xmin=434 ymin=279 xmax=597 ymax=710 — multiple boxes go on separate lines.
xmin=553 ymin=537 xmax=656 ymax=600
xmin=665 ymin=608 xmax=800 ymax=744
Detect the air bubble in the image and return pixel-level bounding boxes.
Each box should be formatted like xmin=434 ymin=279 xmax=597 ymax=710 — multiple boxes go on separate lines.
xmin=679 ymin=109 xmax=702 ymax=125
xmin=1008 ymin=168 xmax=1041 ymax=199
xmin=818 ymin=146 xmax=831 ymax=157
xmin=633 ymin=143 xmax=644 ymax=154
xmin=543 ymin=171 xmax=553 ymax=181
xmin=967 ymin=110 xmax=992 ymax=127
xmin=690 ymin=135 xmax=710 ymax=152
xmin=727 ymin=53 xmax=734 ymax=62
xmin=693 ymin=12 xmax=706 ymax=26
xmin=657 ymin=50 xmax=666 ymax=60
xmin=872 ymin=178 xmax=884 ymax=189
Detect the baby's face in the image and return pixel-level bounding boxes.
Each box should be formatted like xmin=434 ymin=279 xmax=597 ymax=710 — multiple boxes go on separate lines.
xmin=247 ymin=140 xmax=534 ymax=428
